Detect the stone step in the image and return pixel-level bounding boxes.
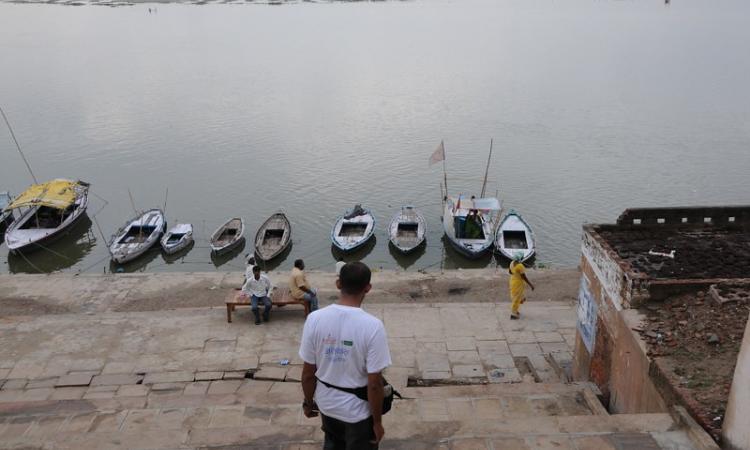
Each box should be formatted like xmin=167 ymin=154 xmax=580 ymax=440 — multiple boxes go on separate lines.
xmin=0 ymin=378 xmax=703 ymax=450
xmin=0 ymin=379 xmax=603 ymax=413
xmin=0 ymin=411 xmax=697 ymax=449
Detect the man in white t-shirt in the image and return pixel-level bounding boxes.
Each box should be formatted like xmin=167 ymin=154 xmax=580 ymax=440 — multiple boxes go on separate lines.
xmin=335 ymin=257 xmax=346 ymax=278
xmin=242 ymin=265 xmax=274 ymax=325
xmin=299 ymin=262 xmax=391 ymax=449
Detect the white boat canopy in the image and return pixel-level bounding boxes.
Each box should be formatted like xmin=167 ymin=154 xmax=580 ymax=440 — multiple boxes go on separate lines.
xmin=449 ymin=196 xmax=502 ymax=211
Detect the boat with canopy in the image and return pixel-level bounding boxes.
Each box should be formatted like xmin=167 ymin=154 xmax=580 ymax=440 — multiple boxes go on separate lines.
xmin=442 ymin=195 xmax=502 ymax=259
xmin=3 ymin=179 xmax=90 ymax=253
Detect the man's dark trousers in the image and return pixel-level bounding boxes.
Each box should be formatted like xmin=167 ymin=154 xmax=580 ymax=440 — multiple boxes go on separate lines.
xmin=321 ymin=414 xmax=376 ymax=450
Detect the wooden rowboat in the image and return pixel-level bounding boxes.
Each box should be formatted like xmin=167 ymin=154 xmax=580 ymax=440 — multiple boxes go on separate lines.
xmin=388 ymin=206 xmax=426 ymax=253
xmin=109 ymin=208 xmax=166 ymax=264
xmin=254 ymin=212 xmax=291 ymax=261
xmin=331 ymin=204 xmax=375 ymax=252
xmin=210 ymin=218 xmax=245 ymax=255
xmin=495 ymin=209 xmax=535 ymax=262
xmin=160 ymin=223 xmax=194 ymax=255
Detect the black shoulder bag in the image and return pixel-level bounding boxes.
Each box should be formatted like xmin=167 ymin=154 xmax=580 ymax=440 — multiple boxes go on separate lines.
xmin=317 ymin=377 xmax=403 ymax=415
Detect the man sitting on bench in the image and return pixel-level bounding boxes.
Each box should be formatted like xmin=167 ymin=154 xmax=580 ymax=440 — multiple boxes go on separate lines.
xmin=290 ymin=259 xmax=319 ymax=313
xmin=243 ymin=265 xmax=273 ymax=325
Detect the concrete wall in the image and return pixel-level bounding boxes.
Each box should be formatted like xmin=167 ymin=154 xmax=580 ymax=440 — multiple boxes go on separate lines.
xmin=722 ymin=317 xmax=750 ymax=450
xmin=573 ymin=243 xmax=668 ymax=413
xmin=617 ymin=205 xmax=750 ymax=226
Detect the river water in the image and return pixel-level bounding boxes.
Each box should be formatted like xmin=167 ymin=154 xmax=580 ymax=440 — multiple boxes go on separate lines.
xmin=0 ymin=0 xmax=748 ymax=274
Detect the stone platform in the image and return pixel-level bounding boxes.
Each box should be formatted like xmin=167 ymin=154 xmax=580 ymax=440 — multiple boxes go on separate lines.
xmin=0 ymin=270 xmax=714 ymax=449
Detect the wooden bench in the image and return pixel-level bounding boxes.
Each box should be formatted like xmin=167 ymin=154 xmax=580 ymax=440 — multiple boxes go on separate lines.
xmin=225 ymin=288 xmax=310 ymax=323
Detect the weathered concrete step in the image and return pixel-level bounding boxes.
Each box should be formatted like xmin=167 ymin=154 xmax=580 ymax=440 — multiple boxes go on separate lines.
xmin=400 ymin=381 xmax=600 ymax=398
xmin=0 ymin=380 xmax=604 ymax=418
xmin=0 ymin=376 xmax=707 ymax=450
xmin=0 ymin=413 xmax=697 ymax=450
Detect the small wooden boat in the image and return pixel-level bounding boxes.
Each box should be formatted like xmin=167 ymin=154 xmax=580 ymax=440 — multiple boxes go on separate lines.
xmin=160 ymin=223 xmax=194 ymax=255
xmin=442 ymin=195 xmax=501 ymax=259
xmin=331 ymin=204 xmax=375 ymax=252
xmin=495 ymin=209 xmax=535 ymax=262
xmin=0 ymin=191 xmax=13 ymax=233
xmin=388 ymin=206 xmax=426 ymax=253
xmin=210 ymin=217 xmax=245 ymax=255
xmin=254 ymin=212 xmax=291 ymax=261
xmin=4 ymin=179 xmax=90 ymax=253
xmin=109 ymin=209 xmax=166 ymax=264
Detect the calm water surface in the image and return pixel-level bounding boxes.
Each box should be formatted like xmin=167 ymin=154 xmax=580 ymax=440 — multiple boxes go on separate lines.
xmin=0 ymin=0 xmax=749 ymax=274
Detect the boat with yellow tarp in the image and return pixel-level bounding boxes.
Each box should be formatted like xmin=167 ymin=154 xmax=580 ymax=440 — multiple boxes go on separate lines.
xmin=3 ymin=179 xmax=90 ymax=253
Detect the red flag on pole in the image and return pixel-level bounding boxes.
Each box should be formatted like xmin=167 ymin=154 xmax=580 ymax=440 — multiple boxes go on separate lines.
xmin=428 ymin=141 xmax=445 ymax=166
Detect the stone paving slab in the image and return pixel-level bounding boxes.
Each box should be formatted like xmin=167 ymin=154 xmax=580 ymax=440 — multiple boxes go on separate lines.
xmin=0 ymin=301 xmax=576 ymax=388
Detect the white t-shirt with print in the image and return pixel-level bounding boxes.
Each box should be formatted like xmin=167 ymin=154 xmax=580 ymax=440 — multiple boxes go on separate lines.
xmin=298 ymin=304 xmax=391 ymax=423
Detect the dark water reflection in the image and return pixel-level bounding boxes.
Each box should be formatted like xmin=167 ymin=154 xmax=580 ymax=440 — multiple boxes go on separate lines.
xmin=254 ymin=242 xmax=293 ymax=273
xmin=329 ymin=236 xmax=378 ymax=270
xmin=388 ymin=240 xmax=427 ymax=271
xmin=6 ymin=215 xmax=96 ymax=273
xmin=109 ymin=246 xmax=162 ymax=273
xmin=160 ymin=240 xmax=196 ymax=265
xmin=209 ymin=238 xmax=247 ymax=269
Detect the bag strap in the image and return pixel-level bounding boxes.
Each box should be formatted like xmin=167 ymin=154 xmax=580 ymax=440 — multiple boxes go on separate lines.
xmin=316 ymin=377 xmax=405 ymax=401
xmin=317 ymin=378 xmax=368 ymax=401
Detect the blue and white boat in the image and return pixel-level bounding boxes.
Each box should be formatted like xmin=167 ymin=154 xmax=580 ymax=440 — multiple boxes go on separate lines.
xmin=331 ymin=204 xmax=375 ymax=252
xmin=495 ymin=209 xmax=535 ymax=262
xmin=109 ymin=208 xmax=166 ymax=264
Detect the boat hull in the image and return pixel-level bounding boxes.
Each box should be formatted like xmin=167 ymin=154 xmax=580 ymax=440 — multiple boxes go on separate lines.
xmin=441 ymin=201 xmax=496 ymax=259
xmin=161 ymin=224 xmax=194 ymax=255
xmin=109 ymin=209 xmax=166 ymax=264
xmin=0 ymin=192 xmax=13 ymax=235
xmin=0 ymin=212 xmax=15 ymax=235
xmin=254 ymin=213 xmax=292 ymax=261
xmin=495 ymin=211 xmax=535 ymax=262
xmin=331 ymin=208 xmax=375 ymax=252
xmin=210 ymin=218 xmax=245 ymax=255
xmin=444 ymin=235 xmax=493 ymax=259
xmin=388 ymin=207 xmax=426 ymax=254
xmin=211 ymin=236 xmax=245 ymax=255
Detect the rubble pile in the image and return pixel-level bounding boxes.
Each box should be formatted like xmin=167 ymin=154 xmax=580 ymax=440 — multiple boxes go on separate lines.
xmin=637 ymin=288 xmax=749 ymax=441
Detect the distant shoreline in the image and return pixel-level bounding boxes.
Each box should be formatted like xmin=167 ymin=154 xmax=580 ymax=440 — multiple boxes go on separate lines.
xmin=1 ymin=0 xmax=373 ymax=6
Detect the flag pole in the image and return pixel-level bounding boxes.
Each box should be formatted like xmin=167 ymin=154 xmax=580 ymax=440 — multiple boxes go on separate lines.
xmin=480 ymin=138 xmax=493 ymax=198
xmin=442 ymin=140 xmax=448 ymax=198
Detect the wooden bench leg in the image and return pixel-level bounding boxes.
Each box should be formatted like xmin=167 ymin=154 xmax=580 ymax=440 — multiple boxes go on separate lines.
xmin=304 ymin=301 xmax=310 ymax=318
xmin=227 ymin=304 xmax=233 ymax=323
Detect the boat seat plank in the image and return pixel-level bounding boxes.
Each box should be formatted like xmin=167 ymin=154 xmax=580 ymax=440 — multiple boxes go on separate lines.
xmin=225 ymin=288 xmax=309 ymax=322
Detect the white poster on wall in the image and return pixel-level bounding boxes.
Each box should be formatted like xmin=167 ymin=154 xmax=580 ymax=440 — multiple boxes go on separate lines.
xmin=577 ymin=274 xmax=597 ymax=353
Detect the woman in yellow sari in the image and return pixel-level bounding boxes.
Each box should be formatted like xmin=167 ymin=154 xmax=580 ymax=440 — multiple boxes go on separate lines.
xmin=509 ymin=253 xmax=535 ymax=320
